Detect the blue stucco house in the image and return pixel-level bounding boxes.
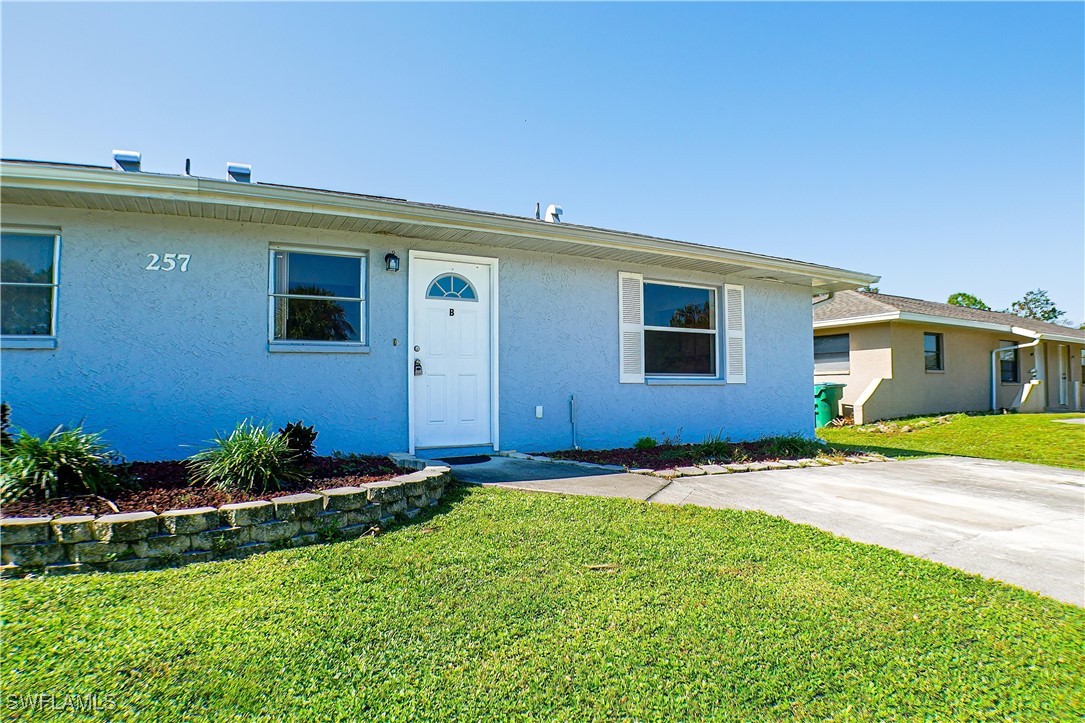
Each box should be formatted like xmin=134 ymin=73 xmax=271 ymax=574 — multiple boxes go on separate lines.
xmin=0 ymin=156 xmax=877 ymax=461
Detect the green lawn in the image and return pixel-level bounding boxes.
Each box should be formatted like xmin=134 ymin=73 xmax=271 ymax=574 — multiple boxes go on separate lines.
xmin=4 ymin=487 xmax=1083 ymax=720
xmin=818 ymin=413 xmax=1085 ymax=469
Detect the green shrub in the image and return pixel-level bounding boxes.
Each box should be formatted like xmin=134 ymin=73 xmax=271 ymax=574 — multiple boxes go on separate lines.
xmin=633 ymin=436 xmax=658 ymax=450
xmin=188 ymin=420 xmax=305 ymax=494
xmin=279 ymin=421 xmax=318 ymax=460
xmin=757 ymin=435 xmax=827 ymax=460
xmin=695 ymin=431 xmax=731 ymax=460
xmin=0 ymin=425 xmax=122 ymax=503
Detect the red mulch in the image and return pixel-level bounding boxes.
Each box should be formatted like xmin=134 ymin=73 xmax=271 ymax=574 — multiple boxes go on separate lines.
xmin=1 ymin=456 xmax=407 ymax=519
xmin=537 ymin=445 xmax=710 ymax=468
xmin=534 ymin=441 xmax=838 ymax=470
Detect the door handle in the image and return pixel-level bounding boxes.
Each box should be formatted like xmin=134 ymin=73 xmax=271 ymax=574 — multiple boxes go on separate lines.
xmin=414 ymin=359 xmax=423 ymax=376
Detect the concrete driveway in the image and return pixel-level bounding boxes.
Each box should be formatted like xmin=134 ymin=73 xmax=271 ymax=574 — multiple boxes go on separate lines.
xmin=452 ymin=456 xmax=1085 ymax=606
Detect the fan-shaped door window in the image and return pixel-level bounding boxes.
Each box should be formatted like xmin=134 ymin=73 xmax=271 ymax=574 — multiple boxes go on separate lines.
xmin=426 ymin=273 xmax=477 ymax=301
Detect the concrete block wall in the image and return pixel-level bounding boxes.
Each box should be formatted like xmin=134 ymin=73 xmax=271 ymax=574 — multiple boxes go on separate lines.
xmin=0 ymin=466 xmax=452 ymax=578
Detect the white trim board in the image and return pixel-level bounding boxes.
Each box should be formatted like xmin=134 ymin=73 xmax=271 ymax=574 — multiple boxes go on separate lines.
xmin=815 ymin=311 xmax=1084 ymax=344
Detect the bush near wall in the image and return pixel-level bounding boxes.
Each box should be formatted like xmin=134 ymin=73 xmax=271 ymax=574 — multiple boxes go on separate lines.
xmin=0 ymin=466 xmax=452 ymax=578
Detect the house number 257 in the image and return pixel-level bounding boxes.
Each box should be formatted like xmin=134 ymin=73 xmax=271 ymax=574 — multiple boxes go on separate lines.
xmin=145 ymin=253 xmax=191 ymax=272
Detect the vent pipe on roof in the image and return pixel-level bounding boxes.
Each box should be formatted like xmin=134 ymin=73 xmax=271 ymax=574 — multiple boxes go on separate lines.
xmin=544 ymin=204 xmax=563 ymax=223
xmin=535 ymin=202 xmax=541 ymax=220
xmin=226 ymin=162 xmax=252 ymax=183
xmin=112 ymin=150 xmax=141 ymax=172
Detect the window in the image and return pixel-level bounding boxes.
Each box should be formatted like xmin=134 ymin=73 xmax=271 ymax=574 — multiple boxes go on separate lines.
xmin=427 ymin=273 xmax=476 ymax=301
xmin=270 ymin=249 xmax=366 ymax=344
xmin=923 ymin=332 xmax=944 ymax=371
xmin=999 ymin=340 xmax=1020 ymax=383
xmin=814 ymin=334 xmax=850 ymax=374
xmin=643 ymin=281 xmax=717 ymax=376
xmin=619 ymin=273 xmax=743 ymax=384
xmin=1 ymin=231 xmax=59 ymax=337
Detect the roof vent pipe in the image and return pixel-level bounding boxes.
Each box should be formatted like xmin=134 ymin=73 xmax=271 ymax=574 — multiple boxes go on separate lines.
xmin=226 ymin=162 xmax=252 ymax=183
xmin=544 ymin=204 xmax=563 ymax=223
xmin=535 ymin=202 xmax=541 ymax=220
xmin=112 ymin=150 xmax=141 ymax=172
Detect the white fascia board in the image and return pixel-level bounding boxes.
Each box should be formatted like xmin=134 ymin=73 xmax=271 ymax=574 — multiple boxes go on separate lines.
xmin=1009 ymin=326 xmax=1042 ymax=339
xmin=2 ymin=162 xmax=879 ymax=290
xmin=896 ymin=312 xmax=1019 ymax=334
xmin=1034 ymin=331 xmax=1085 ymax=344
xmin=817 ymin=313 xmax=1084 ymax=342
xmin=814 ymin=312 xmax=900 ymax=329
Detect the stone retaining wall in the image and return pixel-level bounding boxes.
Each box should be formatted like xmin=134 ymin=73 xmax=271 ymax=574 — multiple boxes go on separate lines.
xmin=0 ymin=466 xmax=452 ymax=578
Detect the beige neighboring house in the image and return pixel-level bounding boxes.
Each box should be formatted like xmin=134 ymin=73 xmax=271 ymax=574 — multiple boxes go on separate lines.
xmin=813 ymin=291 xmax=1085 ymax=424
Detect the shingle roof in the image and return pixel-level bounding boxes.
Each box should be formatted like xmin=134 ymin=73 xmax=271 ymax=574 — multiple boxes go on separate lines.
xmin=814 ymin=290 xmax=1085 ymax=340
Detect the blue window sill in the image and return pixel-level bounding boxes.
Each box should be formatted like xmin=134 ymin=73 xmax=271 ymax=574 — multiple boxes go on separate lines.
xmin=1 ymin=337 xmax=58 ymax=350
xmin=645 ymin=377 xmax=726 ymax=386
xmin=268 ymin=343 xmax=370 ymax=354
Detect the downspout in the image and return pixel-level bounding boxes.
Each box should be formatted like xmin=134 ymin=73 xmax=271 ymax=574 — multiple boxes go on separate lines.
xmin=991 ymin=337 xmax=1040 ymax=411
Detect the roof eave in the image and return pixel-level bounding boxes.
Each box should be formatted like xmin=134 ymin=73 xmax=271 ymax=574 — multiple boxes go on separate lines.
xmin=815 ymin=311 xmax=1085 ymax=342
xmin=1034 ymin=331 xmax=1085 ymax=344
xmin=1 ymin=162 xmax=879 ymax=294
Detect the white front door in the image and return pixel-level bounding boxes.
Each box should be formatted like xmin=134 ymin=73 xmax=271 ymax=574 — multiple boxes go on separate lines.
xmin=409 ymin=253 xmax=496 ymax=450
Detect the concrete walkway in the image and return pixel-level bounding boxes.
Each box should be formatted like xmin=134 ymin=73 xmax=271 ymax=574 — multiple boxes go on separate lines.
xmin=451 ymin=456 xmax=1085 ymax=606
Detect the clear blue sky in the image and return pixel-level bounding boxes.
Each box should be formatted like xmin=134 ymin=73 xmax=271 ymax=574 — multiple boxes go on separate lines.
xmin=4 ymin=2 xmax=1082 ymax=322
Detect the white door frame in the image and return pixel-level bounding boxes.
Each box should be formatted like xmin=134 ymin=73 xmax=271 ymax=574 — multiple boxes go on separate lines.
xmin=407 ymin=250 xmax=500 ymax=454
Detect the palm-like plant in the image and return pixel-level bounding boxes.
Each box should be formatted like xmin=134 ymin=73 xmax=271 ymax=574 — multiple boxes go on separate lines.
xmin=187 ymin=420 xmax=305 ymax=493
xmin=0 ymin=425 xmax=122 ymax=503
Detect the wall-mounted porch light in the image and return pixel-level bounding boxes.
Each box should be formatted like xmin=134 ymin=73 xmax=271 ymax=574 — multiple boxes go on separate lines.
xmin=385 ymin=252 xmax=400 ymax=272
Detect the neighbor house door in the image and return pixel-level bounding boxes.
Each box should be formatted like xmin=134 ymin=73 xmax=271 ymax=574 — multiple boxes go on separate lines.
xmin=1057 ymin=344 xmax=1068 ymax=406
xmin=409 ymin=252 xmax=497 ymax=451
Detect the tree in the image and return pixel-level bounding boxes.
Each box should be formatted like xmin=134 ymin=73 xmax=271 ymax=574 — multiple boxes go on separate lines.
xmin=858 ymin=285 xmax=880 ymax=294
xmin=1006 ymin=289 xmax=1066 ymax=324
xmin=947 ymin=292 xmax=990 ymax=310
xmin=669 ymin=302 xmax=711 ymax=329
xmin=276 ymin=285 xmax=357 ymax=341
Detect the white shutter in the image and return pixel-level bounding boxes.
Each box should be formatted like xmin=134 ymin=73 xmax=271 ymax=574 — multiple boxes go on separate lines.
xmin=724 ymin=283 xmax=746 ymax=384
xmin=618 ymin=272 xmax=644 ymax=384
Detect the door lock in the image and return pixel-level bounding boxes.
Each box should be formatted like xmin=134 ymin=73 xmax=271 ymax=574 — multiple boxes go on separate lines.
xmin=414 ymin=359 xmax=424 ymax=376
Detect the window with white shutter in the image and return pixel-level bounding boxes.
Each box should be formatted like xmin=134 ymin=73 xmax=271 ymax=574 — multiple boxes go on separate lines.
xmin=618 ymin=272 xmax=644 ymax=383
xmin=724 ymin=283 xmax=746 ymax=383
xmin=619 ymin=272 xmax=734 ymax=383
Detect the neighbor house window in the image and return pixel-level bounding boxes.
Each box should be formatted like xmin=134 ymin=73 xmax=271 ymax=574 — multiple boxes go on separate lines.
xmin=643 ymin=281 xmax=717 ymax=376
xmin=999 ymin=340 xmax=1020 ymax=383
xmin=1 ymin=230 xmax=59 ymax=337
xmin=924 ymin=332 xmax=944 ymax=371
xmin=270 ymin=249 xmax=366 ymax=344
xmin=814 ymin=334 xmax=850 ymax=374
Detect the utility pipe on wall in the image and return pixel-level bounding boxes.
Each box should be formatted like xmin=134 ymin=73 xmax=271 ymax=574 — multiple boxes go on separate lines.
xmin=990 ymin=338 xmax=1040 ymax=411
xmin=569 ymin=395 xmax=580 ymax=450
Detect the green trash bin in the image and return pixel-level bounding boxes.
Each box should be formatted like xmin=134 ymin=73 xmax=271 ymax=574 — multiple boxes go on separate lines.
xmin=814 ymin=383 xmax=847 ymax=428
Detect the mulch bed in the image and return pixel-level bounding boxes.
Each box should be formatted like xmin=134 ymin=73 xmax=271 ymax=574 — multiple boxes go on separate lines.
xmin=1 ymin=455 xmax=408 ymax=519
xmin=534 ymin=441 xmax=840 ymax=470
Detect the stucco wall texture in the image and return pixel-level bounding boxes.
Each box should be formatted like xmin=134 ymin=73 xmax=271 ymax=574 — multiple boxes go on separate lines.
xmin=2 ymin=206 xmax=815 ymax=460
